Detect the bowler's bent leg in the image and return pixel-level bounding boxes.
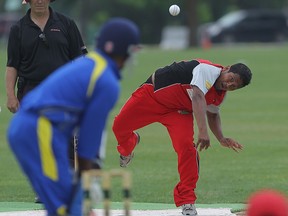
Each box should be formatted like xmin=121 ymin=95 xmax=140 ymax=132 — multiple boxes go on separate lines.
xmin=113 ymin=85 xmax=161 ymax=156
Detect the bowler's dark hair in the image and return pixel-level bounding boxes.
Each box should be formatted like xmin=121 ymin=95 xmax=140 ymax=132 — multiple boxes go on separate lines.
xmin=230 ymin=63 xmax=252 ymax=87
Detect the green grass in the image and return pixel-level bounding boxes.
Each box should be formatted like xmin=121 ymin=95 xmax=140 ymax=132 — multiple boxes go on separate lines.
xmin=0 ymin=43 xmax=288 ymax=205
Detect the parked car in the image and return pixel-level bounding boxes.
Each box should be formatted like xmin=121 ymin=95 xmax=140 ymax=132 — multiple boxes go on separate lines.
xmin=198 ymin=9 xmax=288 ymax=44
xmin=159 ymin=25 xmax=189 ymax=50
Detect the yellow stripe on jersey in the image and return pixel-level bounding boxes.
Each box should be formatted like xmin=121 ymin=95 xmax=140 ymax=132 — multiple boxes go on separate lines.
xmin=86 ymin=52 xmax=107 ymax=97
xmin=57 ymin=205 xmax=67 ymax=216
xmin=37 ymin=117 xmax=58 ymax=181
xmin=205 ymin=80 xmax=212 ymax=90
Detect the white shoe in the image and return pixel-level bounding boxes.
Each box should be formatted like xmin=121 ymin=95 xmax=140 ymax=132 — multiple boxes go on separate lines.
xmin=182 ymin=204 xmax=197 ymax=216
xmin=120 ymin=152 xmax=134 ymax=168
xmin=119 ymin=132 xmax=140 ymax=168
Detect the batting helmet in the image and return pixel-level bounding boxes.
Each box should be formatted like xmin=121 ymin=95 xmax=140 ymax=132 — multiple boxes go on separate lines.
xmin=96 ymin=18 xmax=140 ymax=58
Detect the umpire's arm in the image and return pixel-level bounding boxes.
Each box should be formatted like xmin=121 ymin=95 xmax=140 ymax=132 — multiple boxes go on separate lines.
xmin=6 ymin=66 xmax=19 ymax=113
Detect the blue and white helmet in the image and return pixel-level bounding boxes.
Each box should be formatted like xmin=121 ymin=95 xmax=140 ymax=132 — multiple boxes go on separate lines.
xmin=96 ymin=18 xmax=140 ymax=58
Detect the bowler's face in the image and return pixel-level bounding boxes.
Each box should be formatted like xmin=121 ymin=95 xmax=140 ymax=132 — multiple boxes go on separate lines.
xmin=215 ymin=70 xmax=243 ymax=91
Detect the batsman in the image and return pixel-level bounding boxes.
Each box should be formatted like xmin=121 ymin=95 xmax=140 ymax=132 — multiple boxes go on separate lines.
xmin=7 ymin=18 xmax=141 ymax=216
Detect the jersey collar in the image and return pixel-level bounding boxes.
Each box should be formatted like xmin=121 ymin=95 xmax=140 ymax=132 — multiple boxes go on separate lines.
xmin=96 ymin=49 xmax=121 ymax=80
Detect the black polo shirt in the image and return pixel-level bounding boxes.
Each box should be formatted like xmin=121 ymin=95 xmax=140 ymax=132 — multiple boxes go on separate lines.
xmin=7 ymin=7 xmax=87 ymax=81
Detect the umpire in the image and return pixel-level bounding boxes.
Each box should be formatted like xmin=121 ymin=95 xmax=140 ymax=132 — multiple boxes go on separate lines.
xmin=5 ymin=0 xmax=87 ymax=113
xmin=5 ymin=0 xmax=87 ymax=203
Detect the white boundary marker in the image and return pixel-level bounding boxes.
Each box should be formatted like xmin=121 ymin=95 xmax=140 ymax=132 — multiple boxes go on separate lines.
xmin=0 ymin=208 xmax=236 ymax=216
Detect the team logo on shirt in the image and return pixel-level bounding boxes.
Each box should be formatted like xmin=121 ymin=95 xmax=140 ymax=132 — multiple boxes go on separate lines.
xmin=205 ymin=80 xmax=212 ymax=90
xmin=50 ymin=28 xmax=61 ymax=32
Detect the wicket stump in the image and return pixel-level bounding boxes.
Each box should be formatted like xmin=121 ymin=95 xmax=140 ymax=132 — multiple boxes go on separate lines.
xmin=82 ymin=169 xmax=132 ymax=216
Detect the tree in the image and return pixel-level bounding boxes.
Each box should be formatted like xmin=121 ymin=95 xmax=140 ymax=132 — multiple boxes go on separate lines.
xmin=44 ymin=0 xmax=288 ymax=46
xmin=185 ymin=0 xmax=198 ymax=46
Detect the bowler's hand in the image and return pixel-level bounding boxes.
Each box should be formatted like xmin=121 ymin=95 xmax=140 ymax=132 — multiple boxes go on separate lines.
xmin=7 ymin=96 xmax=19 ymax=113
xmin=220 ymin=137 xmax=243 ymax=152
xmin=196 ymin=133 xmax=210 ymax=151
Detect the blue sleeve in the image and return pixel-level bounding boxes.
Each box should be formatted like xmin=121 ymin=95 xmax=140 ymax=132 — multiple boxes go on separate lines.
xmin=76 ymin=72 xmax=120 ymax=159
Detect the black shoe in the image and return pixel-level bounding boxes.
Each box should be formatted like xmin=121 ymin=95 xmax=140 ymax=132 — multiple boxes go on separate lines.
xmin=35 ymin=196 xmax=42 ymax=204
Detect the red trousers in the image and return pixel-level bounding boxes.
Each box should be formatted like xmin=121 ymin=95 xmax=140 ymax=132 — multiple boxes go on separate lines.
xmin=112 ymin=84 xmax=199 ymax=207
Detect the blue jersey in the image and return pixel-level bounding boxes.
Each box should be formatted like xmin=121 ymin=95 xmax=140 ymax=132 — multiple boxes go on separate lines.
xmin=20 ymin=50 xmax=120 ymax=159
xmin=7 ymin=50 xmax=121 ymax=215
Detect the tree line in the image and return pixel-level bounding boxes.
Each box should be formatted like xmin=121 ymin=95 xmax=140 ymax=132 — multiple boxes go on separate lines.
xmin=1 ymin=0 xmax=287 ymax=46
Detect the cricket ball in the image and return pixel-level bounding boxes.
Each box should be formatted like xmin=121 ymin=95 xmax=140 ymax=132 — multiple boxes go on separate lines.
xmin=169 ymin=4 xmax=180 ymax=16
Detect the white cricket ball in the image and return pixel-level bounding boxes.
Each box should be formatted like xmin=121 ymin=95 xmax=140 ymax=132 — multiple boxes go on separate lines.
xmin=169 ymin=4 xmax=180 ymax=16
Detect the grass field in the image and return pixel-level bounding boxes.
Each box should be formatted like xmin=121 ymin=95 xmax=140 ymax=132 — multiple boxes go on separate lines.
xmin=0 ymin=43 xmax=288 ymax=206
